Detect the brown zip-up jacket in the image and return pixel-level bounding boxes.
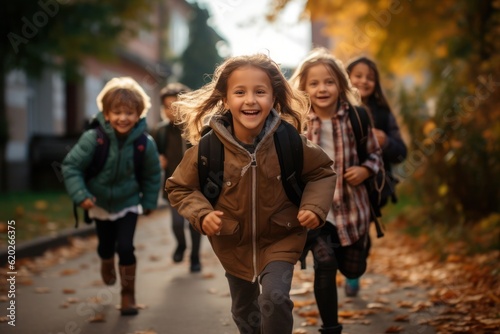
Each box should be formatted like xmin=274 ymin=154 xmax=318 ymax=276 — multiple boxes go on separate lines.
xmin=166 ymin=110 xmax=336 ymax=282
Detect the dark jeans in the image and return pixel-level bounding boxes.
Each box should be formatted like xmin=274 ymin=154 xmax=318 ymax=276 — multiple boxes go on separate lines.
xmin=171 ymin=206 xmax=201 ymax=261
xmin=225 ymin=261 xmax=295 ymax=334
xmin=311 ymin=223 xmax=369 ymax=327
xmin=95 ymin=212 xmax=138 ymax=266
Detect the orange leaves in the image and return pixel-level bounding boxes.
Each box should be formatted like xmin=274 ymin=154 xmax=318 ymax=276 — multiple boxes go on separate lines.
xmin=371 ymin=227 xmax=500 ymax=333
xmin=385 ymin=325 xmax=404 ymax=333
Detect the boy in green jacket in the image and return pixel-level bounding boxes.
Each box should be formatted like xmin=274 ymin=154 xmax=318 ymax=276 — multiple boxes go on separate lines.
xmin=62 ymin=77 xmax=161 ymax=316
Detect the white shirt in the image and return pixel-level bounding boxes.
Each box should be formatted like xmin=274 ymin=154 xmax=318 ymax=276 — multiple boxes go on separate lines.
xmin=89 ymin=205 xmax=142 ymax=221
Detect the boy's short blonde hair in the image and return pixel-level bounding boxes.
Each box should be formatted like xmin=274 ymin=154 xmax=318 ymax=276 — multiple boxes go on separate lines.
xmin=96 ymin=77 xmax=151 ymax=117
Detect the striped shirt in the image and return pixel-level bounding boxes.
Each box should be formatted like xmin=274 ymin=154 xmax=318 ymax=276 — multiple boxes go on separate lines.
xmin=306 ymin=102 xmax=383 ymax=246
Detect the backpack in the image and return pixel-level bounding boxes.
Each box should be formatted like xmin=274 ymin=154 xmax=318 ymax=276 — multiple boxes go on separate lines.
xmin=197 ymin=120 xmax=304 ymax=208
xmin=72 ymin=118 xmax=148 ymax=227
xmin=348 ymin=105 xmax=389 ymax=238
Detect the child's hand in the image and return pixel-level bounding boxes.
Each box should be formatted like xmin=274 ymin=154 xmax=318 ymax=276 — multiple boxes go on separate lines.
xmin=344 ymin=166 xmax=371 ymax=186
xmin=201 ymin=211 xmax=224 ymax=236
xmin=80 ymin=198 xmax=95 ymax=210
xmin=298 ymin=210 xmax=321 ymax=229
xmin=159 ymin=154 xmax=168 ymax=170
xmin=373 ymin=128 xmax=387 ymax=147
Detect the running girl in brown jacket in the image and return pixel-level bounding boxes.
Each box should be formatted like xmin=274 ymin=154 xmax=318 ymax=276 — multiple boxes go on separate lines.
xmin=165 ymin=54 xmax=337 ymax=334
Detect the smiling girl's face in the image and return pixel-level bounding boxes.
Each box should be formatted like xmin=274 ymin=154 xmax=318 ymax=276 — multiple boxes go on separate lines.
xmin=348 ymin=62 xmax=376 ymax=101
xmin=224 ymin=65 xmax=274 ymax=144
xmin=304 ymin=63 xmax=340 ymax=119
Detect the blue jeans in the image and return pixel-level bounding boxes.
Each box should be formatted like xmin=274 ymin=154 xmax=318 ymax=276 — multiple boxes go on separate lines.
xmin=225 ymin=261 xmax=295 ymax=334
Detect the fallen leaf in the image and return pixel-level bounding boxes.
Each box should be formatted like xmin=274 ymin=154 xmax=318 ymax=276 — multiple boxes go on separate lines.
xmin=202 ymin=272 xmax=215 ymax=279
xmin=394 ymin=314 xmax=410 ymax=322
xmin=62 ymin=288 xmax=76 ymax=294
xmin=35 ymin=287 xmax=50 ymax=294
xmin=149 ymin=255 xmax=161 ymax=262
xmin=59 ymin=268 xmax=79 ymax=276
xmin=297 ymin=310 xmax=319 ymax=318
xmin=385 ymin=325 xmax=403 ymax=333
xmin=88 ymin=314 xmax=106 ymax=323
xmin=367 ymin=302 xmax=385 ymax=309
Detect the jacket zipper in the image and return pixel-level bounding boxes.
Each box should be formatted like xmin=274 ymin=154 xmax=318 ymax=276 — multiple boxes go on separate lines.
xmin=250 ymin=153 xmax=258 ymax=283
xmin=109 ymin=147 xmax=122 ymax=209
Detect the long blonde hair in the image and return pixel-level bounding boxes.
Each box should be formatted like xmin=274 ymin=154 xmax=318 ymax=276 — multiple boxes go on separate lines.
xmin=289 ymin=48 xmax=360 ymax=108
xmin=173 ymin=53 xmax=310 ymax=144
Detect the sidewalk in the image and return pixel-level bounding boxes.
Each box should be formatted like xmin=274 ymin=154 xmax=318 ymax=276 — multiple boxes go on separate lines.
xmin=0 ymin=208 xmax=436 ymax=334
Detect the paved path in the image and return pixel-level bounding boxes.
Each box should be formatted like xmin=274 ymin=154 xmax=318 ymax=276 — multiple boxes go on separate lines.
xmin=0 ymin=208 xmax=436 ymax=334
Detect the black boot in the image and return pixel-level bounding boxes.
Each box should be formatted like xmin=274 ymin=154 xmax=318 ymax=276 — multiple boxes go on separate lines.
xmin=319 ymin=324 xmax=343 ymax=334
xmin=172 ymin=217 xmax=187 ymax=263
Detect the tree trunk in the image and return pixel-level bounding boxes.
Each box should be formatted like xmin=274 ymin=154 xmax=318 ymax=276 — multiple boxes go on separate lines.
xmin=0 ymin=59 xmax=8 ymax=193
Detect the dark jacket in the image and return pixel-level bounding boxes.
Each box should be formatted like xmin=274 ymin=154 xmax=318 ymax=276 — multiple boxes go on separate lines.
xmin=153 ymin=120 xmax=186 ymax=179
xmin=367 ymin=99 xmax=407 ymax=205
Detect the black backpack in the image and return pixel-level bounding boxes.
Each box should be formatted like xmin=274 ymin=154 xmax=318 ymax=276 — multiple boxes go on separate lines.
xmin=348 ymin=106 xmax=388 ymax=238
xmin=197 ymin=120 xmax=304 ymax=208
xmin=72 ymin=119 xmax=148 ymax=227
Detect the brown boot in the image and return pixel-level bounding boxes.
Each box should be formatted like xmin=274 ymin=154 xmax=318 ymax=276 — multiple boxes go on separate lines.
xmin=101 ymin=257 xmax=116 ymax=285
xmin=119 ymin=264 xmax=138 ymax=316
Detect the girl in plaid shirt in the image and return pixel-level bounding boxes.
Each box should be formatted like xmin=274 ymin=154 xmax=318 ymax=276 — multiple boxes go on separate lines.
xmin=290 ymin=48 xmax=383 ymax=334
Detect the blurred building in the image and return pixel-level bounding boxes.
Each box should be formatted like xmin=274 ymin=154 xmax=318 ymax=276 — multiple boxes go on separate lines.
xmin=5 ymin=0 xmax=193 ymax=192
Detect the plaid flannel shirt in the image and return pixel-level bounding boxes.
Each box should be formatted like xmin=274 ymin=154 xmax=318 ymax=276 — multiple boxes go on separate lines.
xmin=306 ymin=102 xmax=383 ymax=246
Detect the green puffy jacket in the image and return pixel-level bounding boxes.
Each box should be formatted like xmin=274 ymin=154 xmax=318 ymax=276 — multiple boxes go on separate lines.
xmin=62 ymin=112 xmax=161 ymax=213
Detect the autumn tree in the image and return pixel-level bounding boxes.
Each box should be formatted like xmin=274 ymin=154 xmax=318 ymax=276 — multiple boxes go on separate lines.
xmin=0 ymin=0 xmax=158 ymax=190
xmin=270 ymin=0 xmax=500 ymax=225
xmin=179 ymin=2 xmax=225 ymax=90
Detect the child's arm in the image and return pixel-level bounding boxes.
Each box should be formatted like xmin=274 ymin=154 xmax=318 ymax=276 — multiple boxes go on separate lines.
xmin=297 ymin=210 xmax=321 ymax=229
xmin=166 ymin=145 xmax=219 ymax=234
xmin=80 ymin=197 xmax=95 ymax=210
xmin=297 ymin=137 xmax=337 ymax=227
xmin=201 ymin=211 xmax=224 ymax=236
xmin=380 ymin=113 xmax=407 ymax=164
xmin=62 ymin=130 xmax=97 ymax=206
xmin=344 ymin=166 xmax=371 ymax=186
xmin=139 ymin=136 xmax=162 ymax=212
xmin=347 ymin=124 xmax=383 ymax=185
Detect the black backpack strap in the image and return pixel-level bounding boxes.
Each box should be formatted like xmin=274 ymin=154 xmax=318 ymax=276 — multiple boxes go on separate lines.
xmin=74 ymin=125 xmax=110 ymax=228
xmin=348 ymin=106 xmax=370 ymax=163
xmin=133 ymin=133 xmax=148 ymax=189
xmin=85 ymin=124 xmax=110 ymax=181
xmin=274 ymin=121 xmax=304 ymax=207
xmin=198 ymin=129 xmax=224 ymax=206
xmin=348 ymin=106 xmax=384 ymax=238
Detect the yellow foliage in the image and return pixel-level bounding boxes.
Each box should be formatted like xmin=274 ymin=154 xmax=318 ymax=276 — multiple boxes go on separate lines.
xmin=423 ymin=121 xmax=437 ymax=136
xmin=34 ymin=200 xmax=48 ymax=211
xmin=438 ymin=184 xmax=448 ymax=197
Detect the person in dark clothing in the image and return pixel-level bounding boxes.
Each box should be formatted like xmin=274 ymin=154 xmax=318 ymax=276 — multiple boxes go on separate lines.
xmin=153 ymin=82 xmax=202 ymax=273
xmin=345 ymin=56 xmax=408 ymax=296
